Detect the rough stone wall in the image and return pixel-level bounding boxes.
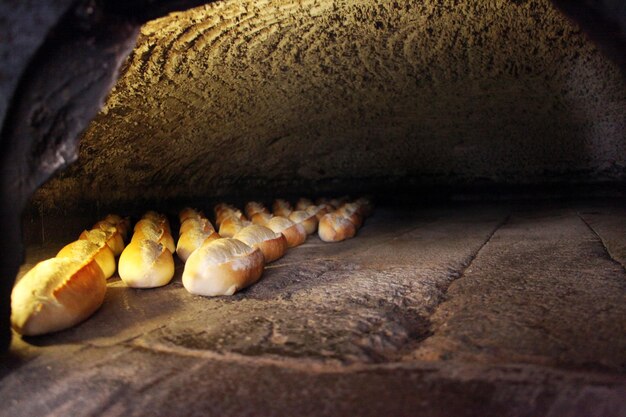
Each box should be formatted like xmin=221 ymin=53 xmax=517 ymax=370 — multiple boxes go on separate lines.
xmin=33 ymin=0 xmax=626 ymax=210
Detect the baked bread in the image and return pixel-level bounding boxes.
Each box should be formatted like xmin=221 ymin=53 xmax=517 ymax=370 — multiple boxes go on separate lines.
xmin=234 ymin=224 xmax=287 ymax=263
xmin=288 ymin=210 xmax=318 ymax=235
xmin=133 ymin=219 xmax=176 ymax=253
xmin=79 ymin=228 xmax=125 ymax=256
xmin=57 ymin=240 xmax=116 ymax=279
xmin=102 ymin=214 xmax=130 ymax=239
xmin=336 ymin=203 xmax=364 ymax=229
xmin=11 ymin=257 xmax=106 ymax=336
xmin=91 ymin=221 xmax=126 ymax=254
xmin=266 ymin=216 xmax=307 ymax=247
xmin=182 ymin=238 xmax=264 ymax=296
xmin=118 ymin=239 xmax=174 ymax=288
xmin=179 ymin=207 xmax=203 ymax=223
xmin=219 ymin=216 xmax=251 ymax=238
xmin=142 ymin=211 xmax=172 ymax=234
xmin=295 ymin=197 xmax=313 ymax=211
xmin=272 ymin=199 xmax=293 ymax=217
xmin=310 ymin=203 xmax=333 ymax=221
xmin=245 ymin=201 xmax=269 ymax=219
xmin=251 ymin=211 xmax=273 ymax=226
xmin=180 ymin=217 xmax=215 ymax=235
xmin=176 ymin=229 xmax=220 ymax=262
xmin=318 ymin=213 xmax=356 ymax=242
xmin=214 ymin=204 xmax=246 ymax=227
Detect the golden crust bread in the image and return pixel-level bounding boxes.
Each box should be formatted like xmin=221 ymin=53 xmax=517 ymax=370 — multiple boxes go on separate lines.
xmin=295 ymin=198 xmax=313 ymax=211
xmin=234 ymin=224 xmax=287 ymax=263
xmin=177 ymin=229 xmax=220 ymax=262
xmin=251 ymin=211 xmax=273 ymax=226
xmin=266 ymin=216 xmax=307 ymax=247
xmin=182 ymin=238 xmax=265 ymax=296
xmin=288 ymin=210 xmax=318 ymax=235
xmin=57 ymin=240 xmax=116 ymax=279
xmin=318 ymin=213 xmax=356 ymax=242
xmin=180 ymin=217 xmax=215 ymax=235
xmin=272 ymin=199 xmax=293 ymax=217
xmin=179 ymin=207 xmax=203 ymax=223
xmin=219 ymin=217 xmax=250 ymax=238
xmin=11 ymin=257 xmax=106 ymax=336
xmin=245 ymin=201 xmax=269 ymax=219
xmin=118 ymin=239 xmax=174 ymax=288
xmin=79 ymin=228 xmax=125 ymax=256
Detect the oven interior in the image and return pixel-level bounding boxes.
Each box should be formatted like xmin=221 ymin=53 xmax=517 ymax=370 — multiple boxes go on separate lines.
xmin=0 ymin=0 xmax=625 ymax=416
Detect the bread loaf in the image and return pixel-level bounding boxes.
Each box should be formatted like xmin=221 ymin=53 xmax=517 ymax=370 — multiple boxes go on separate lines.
xmin=176 ymin=229 xmax=220 ymax=262
xmin=234 ymin=224 xmax=287 ymax=263
xmin=179 ymin=207 xmax=203 ymax=223
xmin=102 ymin=214 xmax=130 ymax=239
xmin=133 ymin=219 xmax=176 ymax=253
xmin=335 ymin=203 xmax=364 ymax=229
xmin=118 ymin=239 xmax=174 ymax=288
xmin=182 ymin=238 xmax=264 ymax=296
xmin=272 ymin=199 xmax=293 ymax=217
xmin=318 ymin=213 xmax=356 ymax=242
xmin=295 ymin=197 xmax=313 ymax=211
xmin=180 ymin=217 xmax=214 ymax=235
xmin=11 ymin=257 xmax=106 ymax=336
xmin=214 ymin=204 xmax=245 ymax=227
xmin=251 ymin=211 xmax=273 ymax=226
xmin=57 ymin=240 xmax=116 ymax=279
xmin=219 ymin=216 xmax=251 ymax=238
xmin=245 ymin=201 xmax=269 ymax=219
xmin=266 ymin=216 xmax=307 ymax=247
xmin=288 ymin=210 xmax=318 ymax=235
xmin=79 ymin=228 xmax=125 ymax=257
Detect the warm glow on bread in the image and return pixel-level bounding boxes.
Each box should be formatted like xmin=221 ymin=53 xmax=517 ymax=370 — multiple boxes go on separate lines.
xmin=133 ymin=219 xmax=175 ymax=253
xmin=245 ymin=201 xmax=269 ymax=219
xmin=182 ymin=238 xmax=264 ymax=296
xmin=179 ymin=207 xmax=203 ymax=223
xmin=311 ymin=204 xmax=332 ymax=220
xmin=295 ymin=198 xmax=313 ymax=211
xmin=176 ymin=229 xmax=220 ymax=262
xmin=57 ymin=240 xmax=116 ymax=279
xmin=266 ymin=216 xmax=307 ymax=247
xmin=79 ymin=229 xmax=125 ymax=256
xmin=11 ymin=257 xmax=106 ymax=336
xmin=318 ymin=213 xmax=356 ymax=242
xmin=288 ymin=210 xmax=318 ymax=235
xmin=251 ymin=211 xmax=273 ymax=226
xmin=336 ymin=203 xmax=364 ymax=228
xmin=214 ymin=204 xmax=246 ymax=227
xmin=219 ymin=216 xmax=250 ymax=238
xmin=118 ymin=239 xmax=174 ymax=288
xmin=272 ymin=199 xmax=293 ymax=217
xmin=234 ymin=224 xmax=287 ymax=263
xmin=102 ymin=214 xmax=130 ymax=239
xmin=142 ymin=211 xmax=172 ymax=234
xmin=180 ymin=217 xmax=214 ymax=235
xmin=91 ymin=221 xmax=126 ymax=254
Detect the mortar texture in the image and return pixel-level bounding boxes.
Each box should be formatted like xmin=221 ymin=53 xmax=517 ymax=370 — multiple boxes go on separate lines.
xmin=32 ymin=0 xmax=626 ymax=210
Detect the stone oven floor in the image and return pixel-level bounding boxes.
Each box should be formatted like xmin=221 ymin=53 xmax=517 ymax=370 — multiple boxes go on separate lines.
xmin=1 ymin=202 xmax=626 ymax=416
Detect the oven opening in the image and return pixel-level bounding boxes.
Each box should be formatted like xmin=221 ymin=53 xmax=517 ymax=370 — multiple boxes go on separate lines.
xmin=0 ymin=0 xmax=625 ymax=415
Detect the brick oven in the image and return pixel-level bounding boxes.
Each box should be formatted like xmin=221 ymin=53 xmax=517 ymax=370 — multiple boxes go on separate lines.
xmin=0 ymin=0 xmax=625 ymax=415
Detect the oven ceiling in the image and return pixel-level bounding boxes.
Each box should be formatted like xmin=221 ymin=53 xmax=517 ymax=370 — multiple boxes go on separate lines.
xmin=33 ymin=0 xmax=626 ymax=209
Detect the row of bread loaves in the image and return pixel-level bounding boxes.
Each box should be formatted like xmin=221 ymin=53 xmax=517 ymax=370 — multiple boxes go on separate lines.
xmin=181 ymin=197 xmax=372 ymax=297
